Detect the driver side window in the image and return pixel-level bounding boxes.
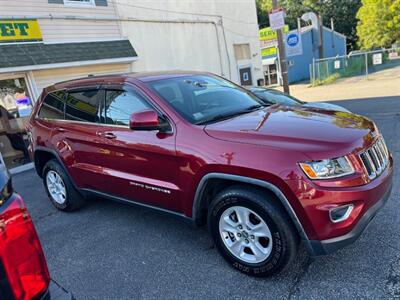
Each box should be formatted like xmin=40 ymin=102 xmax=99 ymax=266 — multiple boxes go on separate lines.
xmin=104 ymin=89 xmax=150 ymax=126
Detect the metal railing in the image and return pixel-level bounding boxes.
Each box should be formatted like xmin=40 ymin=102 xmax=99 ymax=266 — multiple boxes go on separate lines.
xmin=310 ymin=47 xmax=400 ymax=85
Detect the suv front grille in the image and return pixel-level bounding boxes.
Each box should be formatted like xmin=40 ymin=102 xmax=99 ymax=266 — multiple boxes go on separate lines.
xmin=359 ymin=138 xmax=389 ymax=180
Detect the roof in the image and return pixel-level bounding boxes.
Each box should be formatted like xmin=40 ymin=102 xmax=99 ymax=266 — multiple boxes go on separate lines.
xmin=297 ymin=25 xmax=346 ymax=39
xmin=0 ymin=40 xmax=137 ymax=71
xmin=50 ymin=71 xmax=212 ymax=91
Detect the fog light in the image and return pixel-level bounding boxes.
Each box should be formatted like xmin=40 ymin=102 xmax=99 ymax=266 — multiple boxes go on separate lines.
xmin=329 ymin=204 xmax=354 ymax=223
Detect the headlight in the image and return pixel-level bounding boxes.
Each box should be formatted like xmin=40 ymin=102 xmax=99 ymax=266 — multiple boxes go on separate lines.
xmin=299 ymin=156 xmax=354 ymax=180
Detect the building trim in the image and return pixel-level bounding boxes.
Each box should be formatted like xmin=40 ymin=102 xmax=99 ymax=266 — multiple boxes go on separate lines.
xmin=298 ymin=25 xmax=346 ymax=40
xmin=0 ymin=57 xmax=138 ymax=74
xmin=0 ymin=38 xmax=130 ymax=46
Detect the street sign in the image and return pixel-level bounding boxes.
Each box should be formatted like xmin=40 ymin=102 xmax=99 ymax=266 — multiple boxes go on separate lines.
xmin=260 ymin=39 xmax=278 ymax=48
xmin=259 ymin=25 xmax=289 ymax=41
xmin=373 ymin=53 xmax=382 ymax=65
xmin=268 ymin=9 xmax=285 ymax=30
xmin=285 ymin=31 xmax=302 ymax=57
xmin=261 ymin=47 xmax=277 ymax=57
xmin=389 ymin=51 xmax=399 ymax=60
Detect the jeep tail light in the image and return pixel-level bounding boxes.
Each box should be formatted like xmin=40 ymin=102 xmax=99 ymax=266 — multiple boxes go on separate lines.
xmin=0 ymin=194 xmax=50 ymax=300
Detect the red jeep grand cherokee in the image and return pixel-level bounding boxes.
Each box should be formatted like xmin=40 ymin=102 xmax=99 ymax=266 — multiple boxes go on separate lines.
xmin=27 ymin=72 xmax=393 ymax=276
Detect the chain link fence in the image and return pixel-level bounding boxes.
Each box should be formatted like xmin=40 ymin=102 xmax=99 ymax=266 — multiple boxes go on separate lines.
xmin=310 ymin=47 xmax=400 ymax=85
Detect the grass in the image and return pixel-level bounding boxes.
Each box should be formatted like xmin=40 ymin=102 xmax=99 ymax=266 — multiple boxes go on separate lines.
xmin=310 ymin=73 xmax=341 ymax=87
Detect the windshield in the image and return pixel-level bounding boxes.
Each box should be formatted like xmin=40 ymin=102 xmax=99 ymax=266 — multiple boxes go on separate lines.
xmin=147 ymin=75 xmax=266 ymax=125
xmin=252 ymin=89 xmax=305 ymax=106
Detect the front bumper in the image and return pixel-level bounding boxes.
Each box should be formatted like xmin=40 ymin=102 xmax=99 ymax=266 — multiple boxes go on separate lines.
xmin=307 ymin=183 xmax=392 ymax=255
xmin=40 ymin=280 xmax=75 ymax=300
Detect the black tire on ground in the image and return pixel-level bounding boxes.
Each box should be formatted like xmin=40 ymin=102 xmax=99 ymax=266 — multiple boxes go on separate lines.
xmin=208 ymin=185 xmax=299 ymax=277
xmin=42 ymin=159 xmax=86 ymax=211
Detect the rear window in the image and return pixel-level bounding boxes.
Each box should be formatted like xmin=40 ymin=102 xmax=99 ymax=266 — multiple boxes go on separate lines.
xmin=38 ymin=90 xmax=66 ymax=120
xmin=65 ymin=90 xmax=103 ymax=123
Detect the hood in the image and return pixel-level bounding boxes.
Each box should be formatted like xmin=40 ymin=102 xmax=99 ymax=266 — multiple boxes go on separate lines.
xmin=302 ymin=102 xmax=351 ymax=113
xmin=204 ymin=105 xmax=377 ymax=160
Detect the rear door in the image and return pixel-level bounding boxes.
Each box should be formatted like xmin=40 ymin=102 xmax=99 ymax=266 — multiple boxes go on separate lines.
xmin=50 ymin=87 xmax=107 ymax=188
xmin=89 ymin=84 xmax=180 ymax=212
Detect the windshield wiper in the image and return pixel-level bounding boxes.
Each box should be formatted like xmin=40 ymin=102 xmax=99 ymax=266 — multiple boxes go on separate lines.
xmin=195 ymin=104 xmax=267 ymax=125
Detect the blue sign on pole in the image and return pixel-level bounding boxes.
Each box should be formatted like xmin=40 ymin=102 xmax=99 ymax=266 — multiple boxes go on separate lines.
xmin=285 ymin=32 xmax=303 ymax=57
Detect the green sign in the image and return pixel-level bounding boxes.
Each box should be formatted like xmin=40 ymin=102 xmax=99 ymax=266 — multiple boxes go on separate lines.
xmin=261 ymin=47 xmax=277 ymax=57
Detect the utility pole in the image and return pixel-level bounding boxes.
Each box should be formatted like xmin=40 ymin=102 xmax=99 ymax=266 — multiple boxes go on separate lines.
xmin=318 ymin=14 xmax=324 ymax=59
xmin=271 ymin=0 xmax=290 ymax=94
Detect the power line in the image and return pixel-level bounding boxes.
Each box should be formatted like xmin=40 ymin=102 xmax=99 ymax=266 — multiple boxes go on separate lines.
xmin=109 ymin=0 xmax=258 ymax=25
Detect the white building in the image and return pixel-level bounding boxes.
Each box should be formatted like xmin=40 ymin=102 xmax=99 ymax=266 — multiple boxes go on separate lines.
xmin=0 ymin=0 xmax=262 ymax=169
xmin=113 ymin=0 xmax=263 ymax=84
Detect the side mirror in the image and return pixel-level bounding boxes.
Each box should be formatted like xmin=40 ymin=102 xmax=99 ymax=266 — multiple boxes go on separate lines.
xmin=129 ymin=109 xmax=169 ymax=132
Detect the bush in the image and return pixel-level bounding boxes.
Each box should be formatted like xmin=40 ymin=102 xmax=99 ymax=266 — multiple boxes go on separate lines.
xmin=310 ymin=73 xmax=341 ymax=87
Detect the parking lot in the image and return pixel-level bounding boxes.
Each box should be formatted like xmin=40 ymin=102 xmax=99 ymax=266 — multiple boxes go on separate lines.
xmin=14 ymin=95 xmax=400 ymax=300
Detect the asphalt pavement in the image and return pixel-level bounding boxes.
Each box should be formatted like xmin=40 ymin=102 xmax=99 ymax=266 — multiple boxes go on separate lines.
xmin=13 ymin=96 xmax=400 ymax=299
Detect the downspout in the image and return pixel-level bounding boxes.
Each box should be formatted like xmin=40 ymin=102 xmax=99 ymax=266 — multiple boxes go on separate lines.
xmin=110 ymin=0 xmax=124 ymax=39
xmin=210 ymin=22 xmax=225 ymax=77
xmin=219 ymin=18 xmax=232 ymax=80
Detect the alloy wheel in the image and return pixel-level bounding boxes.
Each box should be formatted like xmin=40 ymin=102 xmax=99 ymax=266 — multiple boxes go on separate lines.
xmin=219 ymin=206 xmax=273 ymax=264
xmin=46 ymin=170 xmax=67 ymax=204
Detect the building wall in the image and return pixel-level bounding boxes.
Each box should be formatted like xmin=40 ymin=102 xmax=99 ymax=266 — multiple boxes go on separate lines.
xmin=287 ymin=30 xmax=314 ymax=83
xmin=287 ymin=27 xmax=346 ymax=83
xmin=32 ymin=63 xmax=132 ymax=94
xmin=113 ymin=0 xmax=263 ymax=84
xmin=0 ymin=0 xmax=131 ymax=99
xmin=0 ymin=0 xmax=121 ymax=42
xmin=1 ymin=0 xmax=263 ymax=89
xmin=321 ymin=28 xmax=346 ymax=58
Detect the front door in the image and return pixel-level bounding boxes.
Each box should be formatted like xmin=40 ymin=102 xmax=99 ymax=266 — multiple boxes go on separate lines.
xmin=90 ymin=85 xmax=180 ymax=212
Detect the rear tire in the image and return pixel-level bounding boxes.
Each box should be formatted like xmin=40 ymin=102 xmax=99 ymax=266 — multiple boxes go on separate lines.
xmin=208 ymin=185 xmax=298 ymax=277
xmin=42 ymin=159 xmax=86 ymax=211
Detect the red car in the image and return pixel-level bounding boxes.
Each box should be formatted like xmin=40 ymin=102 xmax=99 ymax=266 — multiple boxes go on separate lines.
xmin=0 ymin=158 xmax=73 ymax=299
xmin=27 ymin=72 xmax=393 ymax=277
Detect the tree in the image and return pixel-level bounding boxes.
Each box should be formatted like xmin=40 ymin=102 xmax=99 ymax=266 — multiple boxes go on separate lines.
xmin=256 ymin=0 xmax=304 ymax=30
xmin=356 ymin=0 xmax=400 ymax=49
xmin=256 ymin=0 xmax=362 ymax=50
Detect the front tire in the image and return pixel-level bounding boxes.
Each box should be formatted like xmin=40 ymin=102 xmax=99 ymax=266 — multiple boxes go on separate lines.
xmin=208 ymin=185 xmax=298 ymax=277
xmin=43 ymin=159 xmax=86 ymax=211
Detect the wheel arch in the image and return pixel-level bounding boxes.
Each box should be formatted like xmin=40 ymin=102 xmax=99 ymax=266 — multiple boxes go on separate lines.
xmin=192 ymin=173 xmax=310 ymax=243
xmin=34 ymin=148 xmax=58 ymax=177
xmin=34 ymin=147 xmax=70 ymax=179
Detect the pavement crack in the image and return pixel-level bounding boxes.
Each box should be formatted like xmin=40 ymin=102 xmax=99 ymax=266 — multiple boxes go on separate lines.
xmin=286 ymin=256 xmax=314 ymax=300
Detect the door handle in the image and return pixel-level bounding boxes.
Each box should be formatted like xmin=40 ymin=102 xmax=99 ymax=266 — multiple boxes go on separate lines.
xmin=55 ymin=127 xmax=65 ymax=132
xmin=97 ymin=132 xmax=116 ymax=139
